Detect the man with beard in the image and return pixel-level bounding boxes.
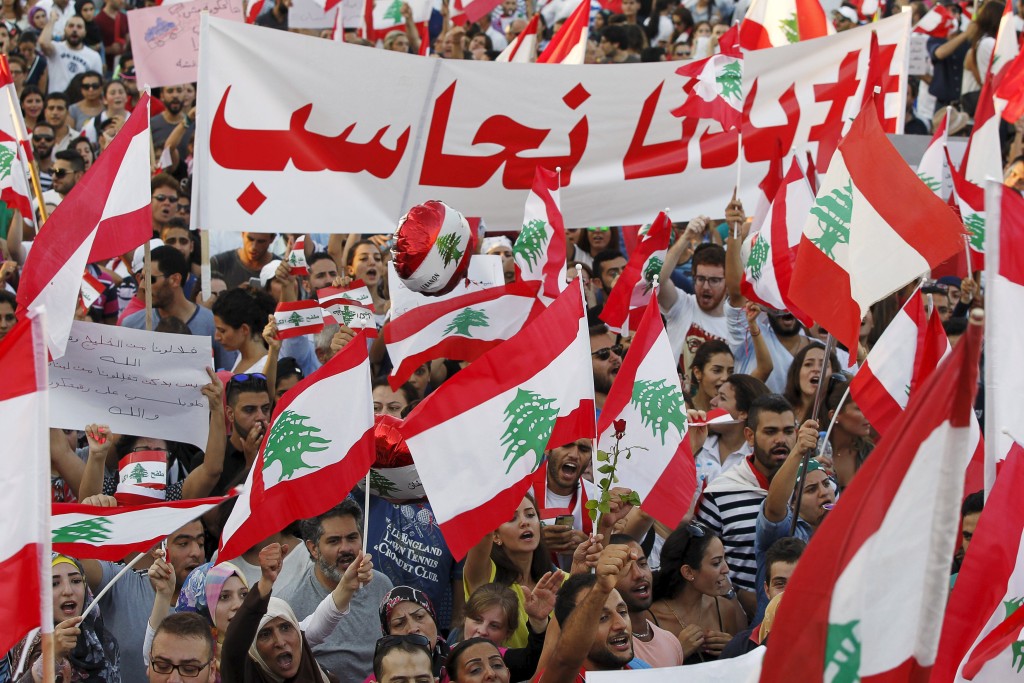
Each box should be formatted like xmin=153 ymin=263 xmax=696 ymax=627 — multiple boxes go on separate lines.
xmin=696 ymin=394 xmax=797 ymax=620
xmin=723 ymin=199 xmax=811 ymax=392
xmin=657 ymin=218 xmax=729 ymax=375
xmin=123 ymin=246 xmax=217 ymax=340
xmin=39 ymin=14 xmax=103 ymax=94
xmin=31 ymin=122 xmax=56 ymax=190
xmin=589 ymin=324 xmax=622 ymax=411
xmin=212 ymin=372 xmax=273 ymax=494
xmin=611 ymin=535 xmax=684 ymax=667
xmin=277 ymin=499 xmax=394 ymax=683
xmin=537 ymin=437 xmax=597 ymax=569
xmin=151 ymin=84 xmax=192 ymax=168
xmin=211 ymin=231 xmax=282 ymax=289
xmin=42 ymin=92 xmax=79 ymax=152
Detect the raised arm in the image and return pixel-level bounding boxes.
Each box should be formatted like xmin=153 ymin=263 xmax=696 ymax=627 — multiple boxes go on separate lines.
xmin=763 ymin=420 xmax=818 ymax=523
xmin=180 ymin=369 xmax=226 ymax=499
xmin=745 ymin=304 xmax=774 ymax=384
xmin=77 ymin=424 xmax=114 ymax=501
xmin=659 ymin=216 xmax=709 ymax=311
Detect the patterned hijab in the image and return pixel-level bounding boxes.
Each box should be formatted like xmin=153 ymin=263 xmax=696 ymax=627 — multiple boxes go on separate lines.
xmin=51 ymin=554 xmax=121 ymax=683
xmin=177 ymin=561 xmax=248 ymax=639
xmin=379 ymin=586 xmax=450 ymax=681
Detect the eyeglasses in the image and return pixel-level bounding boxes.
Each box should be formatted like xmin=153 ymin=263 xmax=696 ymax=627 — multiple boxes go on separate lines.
xmin=694 ymin=276 xmax=725 ymax=286
xmin=150 ymin=658 xmax=214 ymax=678
xmin=177 ymin=203 xmax=190 ymax=214
xmin=32 ymin=134 xmax=54 ymax=142
xmin=81 ymin=82 xmax=101 ymax=90
xmin=591 ymin=344 xmax=624 ymax=361
xmin=374 ymin=634 xmax=432 ymax=659
xmin=153 ymin=194 xmax=178 ymax=203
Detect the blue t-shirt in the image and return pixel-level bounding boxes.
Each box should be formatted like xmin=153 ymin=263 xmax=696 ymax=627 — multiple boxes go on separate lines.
xmin=753 ymin=500 xmax=813 ymax=624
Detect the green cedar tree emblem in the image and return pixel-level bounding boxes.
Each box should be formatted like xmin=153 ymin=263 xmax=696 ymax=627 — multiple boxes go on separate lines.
xmin=716 ymin=61 xmax=743 ymax=101
xmin=917 ymin=172 xmax=941 ymax=194
xmin=287 ymin=311 xmax=304 ymax=327
xmin=514 ymin=219 xmax=549 ymax=271
xmin=964 ymin=212 xmax=985 ymax=251
xmin=262 ymin=410 xmax=331 ymax=481
xmin=53 ymin=517 xmax=112 ymax=544
xmin=383 ymin=0 xmax=403 ymax=23
xmin=436 ymin=232 xmax=464 ymax=268
xmin=642 ymin=255 xmax=664 ymax=285
xmin=500 ymin=388 xmax=559 ymax=474
xmin=288 ymin=252 xmax=300 ymax=265
xmin=0 ymin=146 xmax=15 ymax=181
xmin=747 ymin=234 xmax=770 ymax=282
xmin=780 ymin=13 xmax=799 ymax=43
xmin=809 ymin=179 xmax=854 ymax=261
xmin=631 ymin=379 xmax=687 ymax=445
xmin=1004 ymin=598 xmax=1024 ymax=673
xmin=129 ymin=463 xmax=149 ymax=484
xmin=824 ymin=620 xmax=861 ymax=683
xmin=369 ymin=470 xmax=401 ymax=498
xmin=443 ymin=307 xmax=489 ymax=337
xmin=340 ymin=306 xmax=357 ymax=327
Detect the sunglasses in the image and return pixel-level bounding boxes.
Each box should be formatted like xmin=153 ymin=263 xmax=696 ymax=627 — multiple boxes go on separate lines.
xmin=228 ymin=372 xmax=268 ymax=390
xmin=81 ymin=82 xmax=101 ymax=90
xmin=680 ymin=521 xmax=707 ymax=561
xmin=591 ymin=344 xmax=624 ymax=361
xmin=53 ymin=168 xmax=73 ymax=178
xmin=33 ymin=134 xmax=54 ymax=142
xmin=152 ymin=194 xmax=178 ymax=203
xmin=374 ymin=634 xmax=432 ymax=659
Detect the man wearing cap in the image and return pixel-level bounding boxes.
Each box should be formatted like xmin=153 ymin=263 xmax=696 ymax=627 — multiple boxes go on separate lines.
xmin=211 ymin=232 xmax=282 ymax=289
xmin=752 ymin=417 xmax=832 ymax=622
xmin=833 ymin=5 xmax=859 ymax=31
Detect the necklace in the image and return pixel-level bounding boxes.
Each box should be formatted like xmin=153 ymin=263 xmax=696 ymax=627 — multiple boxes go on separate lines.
xmin=631 ymin=620 xmax=652 ymax=640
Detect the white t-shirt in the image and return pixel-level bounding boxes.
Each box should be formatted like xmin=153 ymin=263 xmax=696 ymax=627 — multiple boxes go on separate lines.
xmin=661 ymin=287 xmax=728 ymax=372
xmin=47 ymin=42 xmax=104 ymax=94
xmin=695 ymin=433 xmax=752 ymax=488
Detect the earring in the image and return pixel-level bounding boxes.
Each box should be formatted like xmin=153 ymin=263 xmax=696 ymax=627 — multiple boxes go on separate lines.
xmin=495 ymin=539 xmax=502 ymax=546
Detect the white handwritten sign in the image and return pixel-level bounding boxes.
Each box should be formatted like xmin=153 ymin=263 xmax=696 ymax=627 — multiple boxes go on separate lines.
xmin=128 ymin=0 xmax=244 ymax=89
xmin=288 ymin=0 xmax=336 ymax=30
xmin=49 ymin=321 xmax=214 ymax=449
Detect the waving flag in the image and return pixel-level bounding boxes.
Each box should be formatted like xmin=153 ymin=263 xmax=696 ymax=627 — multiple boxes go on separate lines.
xmin=402 ymin=283 xmax=595 ymax=559
xmin=219 ymin=334 xmax=375 ymax=560
xmin=318 ymin=280 xmax=375 ymax=312
xmin=537 ymin=0 xmax=588 ymax=64
xmin=787 ymin=103 xmax=965 ymax=359
xmin=947 ymin=148 xmax=986 ymax=270
xmin=760 ymin=315 xmax=983 ymax=682
xmin=600 ymin=212 xmax=670 ymax=335
xmin=595 ymin=295 xmax=695 ymax=529
xmin=0 ymin=56 xmax=32 ymax=220
xmin=496 ymin=13 xmax=538 ymax=63
xmin=963 ymin=79 xmax=1004 ymax=191
xmin=917 ymin=109 xmax=949 ymax=198
xmin=996 ymin=48 xmax=1024 ymax=123
xmin=671 ymin=25 xmax=742 ymax=131
xmin=274 ymin=300 xmax=325 ymax=340
xmin=512 ymin=166 xmax=567 ymax=306
xmin=914 ymin=4 xmax=956 ymax=38
xmin=738 ymin=0 xmax=833 ymax=51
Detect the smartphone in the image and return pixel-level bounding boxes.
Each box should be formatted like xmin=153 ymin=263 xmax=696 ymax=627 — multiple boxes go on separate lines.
xmin=248 ymin=277 xmax=262 ymax=288
xmin=555 ymin=514 xmax=575 ymax=527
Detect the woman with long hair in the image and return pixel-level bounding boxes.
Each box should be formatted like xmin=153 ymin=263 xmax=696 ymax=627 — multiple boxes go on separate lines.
xmin=688 ymin=339 xmax=734 ymax=412
xmin=783 ymin=341 xmax=841 ymax=423
xmin=20 ymin=84 xmax=42 ymax=130
xmin=961 ymin=0 xmax=1001 ymax=111
xmin=212 ymin=288 xmax=276 ymax=373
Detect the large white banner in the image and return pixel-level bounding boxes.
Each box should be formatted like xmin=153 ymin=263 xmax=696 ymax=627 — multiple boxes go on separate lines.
xmin=49 ymin=322 xmax=214 ymax=449
xmin=195 ymin=13 xmax=909 ymax=232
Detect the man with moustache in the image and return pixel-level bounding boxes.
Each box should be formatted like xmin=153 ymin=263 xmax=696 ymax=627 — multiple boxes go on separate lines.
xmin=696 ymin=394 xmax=798 ymax=620
xmin=277 ymin=499 xmax=393 ymax=683
xmin=151 ymin=84 xmax=192 ymax=168
xmin=40 ymin=14 xmax=102 ymax=93
xmin=589 ymin=324 xmax=622 ymax=412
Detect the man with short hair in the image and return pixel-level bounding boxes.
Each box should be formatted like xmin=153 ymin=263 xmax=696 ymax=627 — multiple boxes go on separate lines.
xmin=50 ymin=148 xmax=83 ymax=199
xmin=31 ymin=123 xmax=56 ymax=189
xmin=211 ymin=232 xmax=281 ymax=289
xmin=611 ymin=534 xmax=684 ymax=667
xmin=159 ymin=218 xmax=199 ymax=298
xmin=122 ymin=246 xmax=217 ymax=341
xmin=696 ymin=393 xmax=797 ymax=619
xmin=306 ymin=251 xmax=339 ymax=297
xmin=151 ymin=174 xmax=181 ymax=233
xmin=40 ymin=14 xmax=103 ymax=95
xmin=277 ymin=500 xmax=394 ymax=682
xmin=213 ymin=372 xmax=273 ymax=494
xmin=373 ymin=637 xmax=434 ymax=683
xmin=255 ymin=0 xmax=291 ymax=30
xmin=599 ymin=25 xmax=636 ymax=63
xmin=590 ymin=323 xmax=622 ymax=411
xmin=953 ymin=490 xmax=984 ymax=574
xmin=41 ymin=92 xmax=80 ymax=152
xmin=592 ymin=250 xmax=628 ymax=297
xmin=658 ymin=219 xmax=728 ymax=373
xmin=149 ymin=612 xmax=217 ymax=683
xmin=151 ymin=84 xmax=192 ymax=162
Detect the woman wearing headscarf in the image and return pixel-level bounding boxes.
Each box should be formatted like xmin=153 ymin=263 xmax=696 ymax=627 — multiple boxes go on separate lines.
xmin=220 ymin=543 xmax=374 ymax=683
xmin=12 ymin=554 xmax=120 ymax=683
xmin=375 ymin=586 xmax=450 ymax=682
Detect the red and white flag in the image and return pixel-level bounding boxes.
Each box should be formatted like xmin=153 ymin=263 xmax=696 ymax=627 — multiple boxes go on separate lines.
xmin=245 ymin=0 xmax=264 ymax=22
xmin=962 ymin=77 xmax=1004 ymax=191
xmin=741 ymin=158 xmax=813 ymax=325
xmin=17 ymin=95 xmax=154 ymax=358
xmin=0 ymin=315 xmax=50 ymax=656
xmin=402 ymin=283 xmax=596 ymax=559
xmin=995 ymin=47 xmax=1024 ymax=123
xmin=537 ymin=0 xmax=588 ymax=64
xmin=318 ymin=280 xmax=375 ymax=312
xmin=496 ymin=13 xmax=538 ymax=63
xmin=760 ymin=315 xmax=983 ymax=682
xmin=947 ymin=147 xmax=986 ymax=270
xmin=0 ymin=56 xmax=33 ymax=221
xmin=787 ymin=103 xmax=965 ymax=359
xmin=992 ymin=0 xmax=1019 ymax=80
xmin=934 ymin=443 xmax=1024 ymax=682
xmin=914 ymin=4 xmax=956 ymax=38
xmin=274 ymin=300 xmax=325 ymax=340
xmin=114 ymin=450 xmax=167 ymax=505
xmin=917 ymin=108 xmax=949 ymax=198
xmin=600 ymin=212 xmax=670 ymax=335
xmin=79 ymin=271 xmax=106 ymax=312
xmin=219 ymin=334 xmax=375 ymax=560
xmin=52 ymin=495 xmax=235 ymax=561
xmin=595 ymin=295 xmax=695 ymax=529
xmin=364 ymin=0 xmax=430 ymax=51
xmin=384 ymin=280 xmax=542 ymax=389
xmin=287 ymin=236 xmax=308 ymax=275
xmin=984 ymin=181 xmax=1024 ymax=493
xmin=512 ymin=166 xmax=567 ymax=306
xmin=738 ymin=0 xmax=833 ymax=51
xmin=672 ymin=26 xmax=743 ymax=131
xmin=325 ymin=302 xmax=378 ymax=336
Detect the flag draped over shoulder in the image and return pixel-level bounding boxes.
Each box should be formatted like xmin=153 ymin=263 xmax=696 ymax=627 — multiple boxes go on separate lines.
xmin=402 ymin=284 xmax=595 ymax=559
xmin=760 ymin=316 xmax=983 ymax=682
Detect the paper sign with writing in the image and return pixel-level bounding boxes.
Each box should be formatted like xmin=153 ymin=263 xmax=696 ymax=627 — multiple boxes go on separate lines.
xmin=49 ymin=321 xmax=214 ymax=449
xmin=195 ymin=13 xmax=909 ymax=232
xmin=288 ymin=0 xmax=336 ymax=30
xmin=129 ymin=0 xmax=243 ymax=89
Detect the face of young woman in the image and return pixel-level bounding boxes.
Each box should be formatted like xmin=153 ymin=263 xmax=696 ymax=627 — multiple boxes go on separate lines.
xmin=494 ymin=496 xmax=540 ymax=554
xmin=463 ymin=604 xmax=511 ymax=644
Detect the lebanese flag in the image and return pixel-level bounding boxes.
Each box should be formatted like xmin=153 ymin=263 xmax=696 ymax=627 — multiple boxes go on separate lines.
xmin=512 ymin=166 xmax=567 ymax=306
xmin=787 ymin=103 xmax=966 ymax=360
xmin=947 ymin=148 xmax=986 ymax=271
xmin=402 ymin=283 xmax=595 ymax=559
xmin=496 ymin=13 xmax=538 ymax=63
xmin=245 ymin=0 xmax=264 ymax=22
xmin=324 ymin=302 xmax=378 ymax=337
xmin=992 ymin=0 xmax=1019 ymax=80
xmin=984 ymin=182 xmax=1024 ymax=493
xmin=740 ymin=158 xmax=813 ymax=326
xmin=671 ymin=28 xmax=743 ymax=131
xmin=17 ymin=95 xmax=153 ymax=358
xmin=449 ymin=0 xmax=502 ymax=25
xmin=995 ymin=47 xmax=1024 ymax=123
xmin=0 ymin=315 xmax=51 ymax=656
xmin=935 ymin=443 xmax=1024 ymax=682
xmin=219 ymin=334 xmax=375 ymax=560
xmin=962 ymin=78 xmax=1004 ymax=191
xmin=849 ymin=291 xmax=947 ymax=436
xmin=287 ymin=236 xmax=308 ymax=275
xmin=738 ymin=0 xmax=833 ymax=51
xmin=760 ymin=315 xmax=984 ymax=683
xmin=917 ymin=109 xmax=949 ymax=198
xmin=52 ymin=495 xmax=234 ymax=562
xmin=114 ymin=450 xmax=167 ymax=505
xmin=595 ymin=295 xmax=696 ymax=529
xmin=537 ymin=0 xmax=588 ymax=64
xmin=0 ymin=56 xmax=33 ymax=220
xmin=384 ymin=280 xmax=543 ymax=389
xmin=914 ymin=5 xmax=956 ymax=38
xmin=599 ymin=212 xmax=670 ymax=335
xmin=318 ymin=280 xmax=375 ymax=312
xmin=365 ymin=0 xmax=430 ymax=42
xmin=274 ymin=300 xmax=325 ymax=340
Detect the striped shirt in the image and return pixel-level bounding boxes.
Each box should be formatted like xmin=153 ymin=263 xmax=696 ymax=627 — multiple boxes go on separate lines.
xmin=695 ymin=456 xmax=769 ymax=593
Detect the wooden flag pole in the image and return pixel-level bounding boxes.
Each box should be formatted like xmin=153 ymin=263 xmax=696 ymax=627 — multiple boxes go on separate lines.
xmin=3 ymin=75 xmax=46 ymax=225
xmin=790 ymin=332 xmax=836 ymax=536
xmin=144 ymin=241 xmax=153 ymax=331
